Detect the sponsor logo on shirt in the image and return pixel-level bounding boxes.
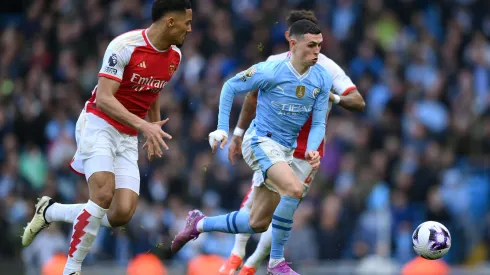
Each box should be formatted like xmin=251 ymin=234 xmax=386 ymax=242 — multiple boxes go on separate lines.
xmin=271 ymin=101 xmax=313 ymax=115
xmin=130 ymin=73 xmax=167 ymax=93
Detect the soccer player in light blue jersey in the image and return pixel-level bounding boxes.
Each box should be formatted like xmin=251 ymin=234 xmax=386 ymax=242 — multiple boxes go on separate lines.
xmin=171 ymin=20 xmax=331 ymax=275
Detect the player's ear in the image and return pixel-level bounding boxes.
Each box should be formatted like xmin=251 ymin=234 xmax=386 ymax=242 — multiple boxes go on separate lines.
xmin=167 ymin=17 xmax=175 ymax=27
xmin=285 ymin=31 xmax=290 ymax=42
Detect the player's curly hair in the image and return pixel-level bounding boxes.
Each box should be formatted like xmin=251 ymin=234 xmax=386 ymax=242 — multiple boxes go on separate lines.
xmin=152 ymin=0 xmax=192 ymax=22
xmin=286 ymin=10 xmax=318 ymax=27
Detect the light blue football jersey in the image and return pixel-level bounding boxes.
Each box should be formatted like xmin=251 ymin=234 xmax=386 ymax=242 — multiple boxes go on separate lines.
xmin=217 ymin=57 xmax=333 ymax=152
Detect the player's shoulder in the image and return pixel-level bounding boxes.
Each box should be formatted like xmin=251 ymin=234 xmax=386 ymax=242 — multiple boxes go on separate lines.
xmin=316 ymin=53 xmax=345 ymax=75
xmin=107 ymin=29 xmax=146 ymax=52
xmin=170 ymin=45 xmax=182 ymax=59
xmin=266 ymin=51 xmax=289 ymax=62
xmin=237 ymin=60 xmax=282 ymax=84
xmin=250 ymin=58 xmax=282 ymax=72
xmin=311 ymin=59 xmax=331 ymax=77
xmin=262 ymin=51 xmax=292 ymax=73
xmin=310 ymin=60 xmax=334 ymax=87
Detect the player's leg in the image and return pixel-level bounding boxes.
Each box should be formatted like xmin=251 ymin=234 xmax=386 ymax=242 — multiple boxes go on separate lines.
xmin=239 ymin=225 xmax=272 ymax=275
xmin=263 ymin=161 xmax=303 ymax=273
xmin=62 ymin=113 xmax=117 ymax=274
xmin=105 ymin=138 xmax=140 ymax=227
xmin=22 ymin=112 xmax=114 ymax=248
xmin=43 ymin=186 xmax=137 ymax=228
xmin=231 ymin=185 xmax=280 ymax=275
xmin=62 ymin=156 xmax=114 ymax=275
xmin=170 ymin=132 xmax=282 ymax=254
xmin=170 ymin=177 xmax=280 ymax=254
xmin=240 ymin=158 xmax=315 ymax=274
xmin=197 ymin=184 xmax=277 ymax=233
xmin=219 ymin=186 xmax=255 ymax=275
xmin=233 ymin=187 xmax=255 ymax=257
xmin=44 ymin=140 xmax=140 ymax=228
xmin=63 ymin=121 xmax=142 ymax=274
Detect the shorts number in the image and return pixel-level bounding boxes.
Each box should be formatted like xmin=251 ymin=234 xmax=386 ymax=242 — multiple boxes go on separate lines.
xmin=304 ymin=170 xmax=314 ymax=185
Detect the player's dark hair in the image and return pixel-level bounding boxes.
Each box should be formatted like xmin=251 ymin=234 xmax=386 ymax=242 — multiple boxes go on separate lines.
xmin=289 ymin=19 xmax=321 ymax=38
xmin=286 ymin=10 xmax=318 ymax=27
xmin=152 ymin=0 xmax=192 ymax=23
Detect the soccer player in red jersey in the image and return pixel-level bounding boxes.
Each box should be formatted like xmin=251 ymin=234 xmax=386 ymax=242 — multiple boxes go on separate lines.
xmin=21 ymin=1 xmax=192 ymax=274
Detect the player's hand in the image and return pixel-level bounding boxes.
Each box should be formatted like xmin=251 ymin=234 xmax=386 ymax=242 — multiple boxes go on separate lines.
xmin=142 ymin=141 xmax=158 ymax=161
xmin=329 ymin=93 xmax=335 ymax=102
xmin=208 ymin=129 xmax=228 ymax=154
xmin=305 ymin=150 xmax=321 ymax=170
xmin=140 ymin=118 xmax=172 ymax=159
xmin=228 ymin=135 xmax=243 ymax=165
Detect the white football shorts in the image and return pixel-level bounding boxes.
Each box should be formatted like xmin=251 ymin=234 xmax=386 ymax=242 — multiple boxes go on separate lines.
xmin=70 ymin=110 xmax=140 ymax=195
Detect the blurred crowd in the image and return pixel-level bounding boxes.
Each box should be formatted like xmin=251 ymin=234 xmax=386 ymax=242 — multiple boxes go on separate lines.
xmin=1 ymin=0 xmax=490 ymax=273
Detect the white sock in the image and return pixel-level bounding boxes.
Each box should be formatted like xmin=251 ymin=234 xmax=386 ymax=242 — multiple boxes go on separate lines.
xmin=246 ymin=224 xmax=272 ymax=268
xmin=46 ymin=203 xmax=112 ymax=227
xmin=101 ymin=214 xmax=112 ymax=228
xmin=269 ymin=258 xmax=285 ymax=268
xmin=196 ymin=218 xmax=205 ymax=232
xmin=231 ymin=233 xmax=251 ymax=258
xmin=63 ymin=200 xmax=108 ymax=275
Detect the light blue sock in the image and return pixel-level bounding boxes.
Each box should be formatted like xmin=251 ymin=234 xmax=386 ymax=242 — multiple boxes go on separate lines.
xmin=203 ymin=211 xmax=255 ymax=234
xmin=270 ymin=196 xmax=300 ymax=260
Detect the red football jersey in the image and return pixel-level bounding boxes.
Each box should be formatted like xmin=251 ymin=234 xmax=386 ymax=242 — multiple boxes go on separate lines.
xmin=85 ymin=29 xmax=181 ymax=136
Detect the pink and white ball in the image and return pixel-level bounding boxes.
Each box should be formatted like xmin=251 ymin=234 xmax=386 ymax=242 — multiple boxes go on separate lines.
xmin=412 ymin=221 xmax=451 ymax=260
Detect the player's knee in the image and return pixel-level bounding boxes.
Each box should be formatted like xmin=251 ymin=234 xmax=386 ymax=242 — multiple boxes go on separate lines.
xmin=249 ymin=214 xmax=271 ymax=233
xmin=283 ymin=180 xmax=303 ymax=199
xmin=88 ymin=172 xmax=115 ymax=208
xmin=108 ymin=206 xmax=134 ymax=227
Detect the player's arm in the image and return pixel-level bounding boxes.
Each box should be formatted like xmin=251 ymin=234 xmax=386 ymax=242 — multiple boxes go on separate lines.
xmin=97 ymin=40 xmax=170 ymax=157
xmin=96 ymin=79 xmax=148 ymax=130
xmin=143 ymin=99 xmax=164 ymax=161
xmin=319 ymin=56 xmax=365 ymax=112
xmin=306 ymin=90 xmax=329 ymax=154
xmin=331 ymin=88 xmax=365 ymax=112
xmin=232 ymin=54 xmax=274 ymax=136
xmin=228 ymin=89 xmax=258 ymax=164
xmin=217 ymin=64 xmax=268 ymax=133
xmin=235 ymin=90 xmax=258 ymax=133
xmin=305 ymin=84 xmax=331 ymax=169
xmin=148 ymin=99 xmax=161 ymax=122
xmin=210 ymin=63 xmax=269 ymax=152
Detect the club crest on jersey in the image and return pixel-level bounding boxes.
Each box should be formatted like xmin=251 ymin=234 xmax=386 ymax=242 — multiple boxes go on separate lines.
xmin=312 ymin=88 xmax=321 ymax=99
xmin=240 ymin=66 xmax=257 ymax=82
xmin=169 ymin=63 xmax=176 ymax=76
xmin=108 ymin=54 xmax=118 ymax=67
xmin=296 ymin=85 xmax=306 ymax=99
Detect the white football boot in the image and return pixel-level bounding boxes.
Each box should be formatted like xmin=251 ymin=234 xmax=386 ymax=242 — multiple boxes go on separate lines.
xmin=22 ymin=196 xmax=54 ymax=246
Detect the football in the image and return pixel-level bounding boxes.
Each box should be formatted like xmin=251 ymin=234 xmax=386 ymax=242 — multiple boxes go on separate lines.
xmin=412 ymin=221 xmax=451 ymax=260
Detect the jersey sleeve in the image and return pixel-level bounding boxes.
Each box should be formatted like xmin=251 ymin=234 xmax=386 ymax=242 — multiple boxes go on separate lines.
xmin=306 ymin=75 xmax=332 ymax=152
xmin=217 ymin=62 xmax=271 ymax=132
xmin=98 ymin=38 xmax=132 ymax=82
xmin=317 ymin=55 xmax=356 ymax=95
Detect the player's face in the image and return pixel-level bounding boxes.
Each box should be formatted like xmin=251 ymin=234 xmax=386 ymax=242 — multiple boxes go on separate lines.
xmin=168 ymin=9 xmax=193 ymax=47
xmin=293 ymin=33 xmax=322 ymax=66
